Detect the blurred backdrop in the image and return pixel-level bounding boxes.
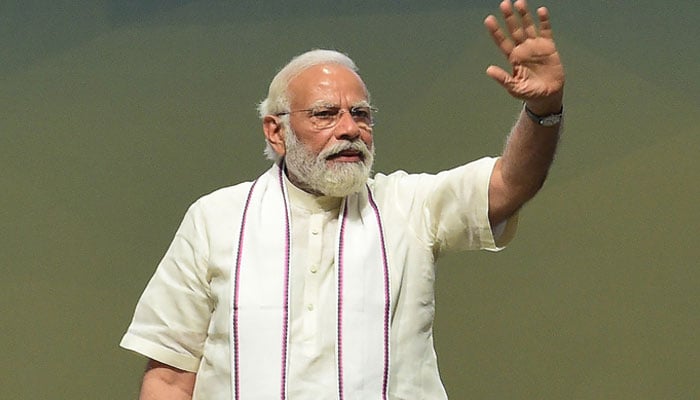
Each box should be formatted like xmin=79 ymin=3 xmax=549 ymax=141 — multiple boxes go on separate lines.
xmin=1 ymin=1 xmax=698 ymax=399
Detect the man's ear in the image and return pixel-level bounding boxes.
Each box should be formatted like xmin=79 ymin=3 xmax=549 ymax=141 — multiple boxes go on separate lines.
xmin=262 ymin=115 xmax=286 ymax=158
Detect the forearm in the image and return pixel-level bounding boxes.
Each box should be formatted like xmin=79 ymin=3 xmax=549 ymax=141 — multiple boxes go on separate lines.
xmin=503 ymin=96 xmax=562 ymax=191
xmin=139 ymin=359 xmax=196 ymax=400
xmin=489 ymin=97 xmax=562 ymax=223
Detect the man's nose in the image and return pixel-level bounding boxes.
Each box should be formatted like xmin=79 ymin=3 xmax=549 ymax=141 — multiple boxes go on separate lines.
xmin=333 ymin=110 xmax=361 ymax=140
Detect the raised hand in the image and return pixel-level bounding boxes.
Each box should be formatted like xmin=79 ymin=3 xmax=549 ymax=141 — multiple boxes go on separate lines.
xmin=484 ymin=0 xmax=564 ymax=113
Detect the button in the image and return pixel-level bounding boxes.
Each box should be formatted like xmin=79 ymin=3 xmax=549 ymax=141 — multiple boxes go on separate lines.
xmin=310 ymin=265 xmax=318 ymax=273
xmin=307 ymin=304 xmax=314 ymax=311
xmin=311 ymin=229 xmax=319 ymax=235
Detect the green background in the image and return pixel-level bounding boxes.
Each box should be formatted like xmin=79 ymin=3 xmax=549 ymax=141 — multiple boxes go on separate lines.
xmin=1 ymin=1 xmax=698 ymax=398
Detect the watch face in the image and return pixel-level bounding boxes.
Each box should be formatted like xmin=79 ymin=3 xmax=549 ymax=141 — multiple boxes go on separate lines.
xmin=541 ymin=114 xmax=562 ymax=126
xmin=525 ymin=105 xmax=563 ymax=126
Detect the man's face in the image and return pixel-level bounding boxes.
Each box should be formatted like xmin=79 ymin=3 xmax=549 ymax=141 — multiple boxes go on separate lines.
xmin=282 ymin=64 xmax=375 ymax=196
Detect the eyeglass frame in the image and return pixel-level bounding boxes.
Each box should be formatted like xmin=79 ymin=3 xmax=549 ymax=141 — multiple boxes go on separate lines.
xmin=275 ymin=104 xmax=378 ymax=130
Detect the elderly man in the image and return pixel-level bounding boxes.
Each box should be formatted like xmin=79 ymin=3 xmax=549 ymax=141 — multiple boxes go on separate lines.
xmin=120 ymin=1 xmax=564 ymax=399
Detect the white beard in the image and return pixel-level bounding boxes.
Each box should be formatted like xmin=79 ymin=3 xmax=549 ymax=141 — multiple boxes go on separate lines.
xmin=283 ymin=129 xmax=374 ymax=197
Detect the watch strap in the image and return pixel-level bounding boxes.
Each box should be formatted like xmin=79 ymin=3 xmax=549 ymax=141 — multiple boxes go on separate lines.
xmin=524 ymin=104 xmax=563 ymax=126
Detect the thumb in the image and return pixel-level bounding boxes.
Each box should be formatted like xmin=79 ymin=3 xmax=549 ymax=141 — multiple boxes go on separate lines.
xmin=485 ymin=65 xmax=512 ymax=87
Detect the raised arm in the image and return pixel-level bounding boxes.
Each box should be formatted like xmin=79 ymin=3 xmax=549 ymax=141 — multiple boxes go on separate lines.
xmin=483 ymin=0 xmax=565 ymax=226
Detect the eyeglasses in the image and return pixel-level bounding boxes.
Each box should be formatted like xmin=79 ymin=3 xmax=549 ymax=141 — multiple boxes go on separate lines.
xmin=276 ymin=105 xmax=377 ymax=130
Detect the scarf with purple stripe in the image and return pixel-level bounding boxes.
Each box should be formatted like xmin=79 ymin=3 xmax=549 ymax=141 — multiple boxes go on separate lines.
xmin=231 ymin=163 xmax=391 ymax=399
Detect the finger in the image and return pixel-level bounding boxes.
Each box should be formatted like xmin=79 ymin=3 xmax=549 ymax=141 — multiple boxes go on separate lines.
xmin=514 ymin=0 xmax=537 ymax=39
xmin=500 ymin=0 xmax=525 ymax=44
xmin=484 ymin=15 xmax=514 ymax=56
xmin=537 ymin=7 xmax=553 ymax=39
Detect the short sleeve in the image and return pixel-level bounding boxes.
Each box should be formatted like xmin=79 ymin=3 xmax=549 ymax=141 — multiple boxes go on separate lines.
xmin=418 ymin=157 xmax=518 ymax=253
xmin=120 ymin=202 xmax=213 ymax=372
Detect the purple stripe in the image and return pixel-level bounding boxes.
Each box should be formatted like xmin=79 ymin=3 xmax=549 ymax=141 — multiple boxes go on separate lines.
xmin=367 ymin=187 xmax=391 ymax=400
xmin=277 ymin=166 xmax=291 ymax=400
xmin=336 ymin=202 xmax=350 ymax=400
xmin=232 ymin=178 xmax=260 ymax=400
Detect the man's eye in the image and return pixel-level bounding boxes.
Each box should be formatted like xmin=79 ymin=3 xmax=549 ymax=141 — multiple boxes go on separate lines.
xmin=351 ymin=107 xmax=371 ymax=119
xmin=311 ymin=108 xmax=338 ymax=119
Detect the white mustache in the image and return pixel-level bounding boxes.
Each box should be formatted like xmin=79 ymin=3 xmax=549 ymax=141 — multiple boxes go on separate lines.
xmin=319 ymin=140 xmax=372 ymax=161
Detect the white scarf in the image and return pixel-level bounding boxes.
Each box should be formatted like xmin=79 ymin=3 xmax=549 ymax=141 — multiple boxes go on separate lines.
xmin=231 ymin=164 xmax=391 ymax=399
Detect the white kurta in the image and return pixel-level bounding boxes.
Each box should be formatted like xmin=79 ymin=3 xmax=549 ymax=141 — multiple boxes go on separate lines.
xmin=120 ymin=157 xmax=517 ymax=399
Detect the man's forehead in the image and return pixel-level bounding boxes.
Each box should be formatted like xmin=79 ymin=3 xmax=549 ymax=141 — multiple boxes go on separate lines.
xmin=288 ymin=63 xmax=368 ymax=105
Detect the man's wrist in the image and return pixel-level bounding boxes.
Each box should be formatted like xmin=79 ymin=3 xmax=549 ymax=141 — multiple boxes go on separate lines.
xmin=523 ymin=93 xmax=563 ymax=116
xmin=524 ymin=103 xmax=563 ymax=127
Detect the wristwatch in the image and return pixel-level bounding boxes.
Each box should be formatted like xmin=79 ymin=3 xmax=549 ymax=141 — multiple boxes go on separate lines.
xmin=524 ymin=104 xmax=563 ymax=127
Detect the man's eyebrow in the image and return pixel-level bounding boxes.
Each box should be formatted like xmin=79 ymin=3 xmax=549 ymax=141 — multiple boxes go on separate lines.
xmin=307 ymin=100 xmax=337 ymax=109
xmin=304 ymin=100 xmax=372 ymax=109
xmin=351 ymin=100 xmax=371 ymax=108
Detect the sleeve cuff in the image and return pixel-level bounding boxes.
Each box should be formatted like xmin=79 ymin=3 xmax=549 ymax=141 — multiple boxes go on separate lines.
xmin=119 ymin=333 xmax=201 ymax=372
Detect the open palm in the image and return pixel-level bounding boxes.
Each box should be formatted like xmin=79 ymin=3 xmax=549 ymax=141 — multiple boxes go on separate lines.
xmin=484 ymin=0 xmax=565 ymax=103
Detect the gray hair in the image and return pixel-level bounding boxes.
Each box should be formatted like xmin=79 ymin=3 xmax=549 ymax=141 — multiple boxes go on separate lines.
xmin=257 ymin=49 xmax=363 ymax=161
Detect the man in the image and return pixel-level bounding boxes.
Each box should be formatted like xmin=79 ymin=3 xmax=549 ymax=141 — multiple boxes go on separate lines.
xmin=120 ymin=1 xmax=564 ymax=398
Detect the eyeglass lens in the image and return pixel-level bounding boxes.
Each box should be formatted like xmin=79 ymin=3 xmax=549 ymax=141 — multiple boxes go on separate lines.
xmin=309 ymin=107 xmax=373 ymax=129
